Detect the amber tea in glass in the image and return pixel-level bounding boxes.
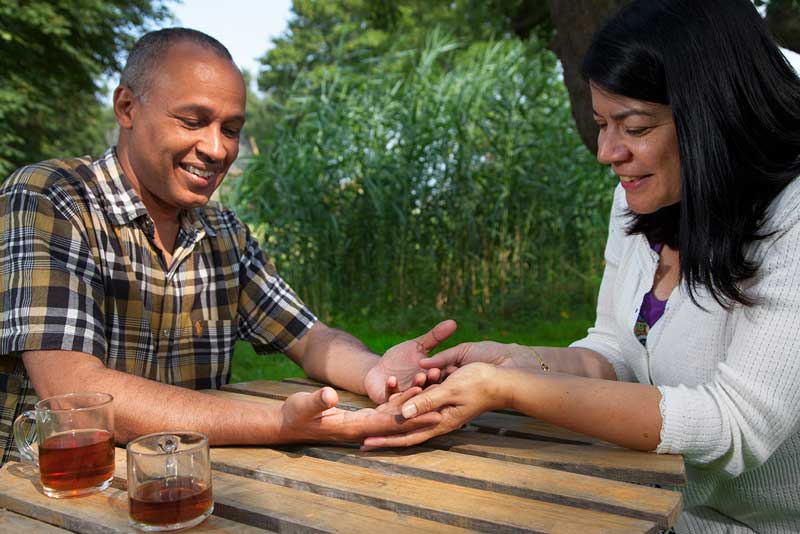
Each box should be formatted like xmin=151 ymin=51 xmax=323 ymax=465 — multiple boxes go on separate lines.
xmin=13 ymin=392 xmax=115 ymax=498
xmin=126 ymin=431 xmax=213 ymax=531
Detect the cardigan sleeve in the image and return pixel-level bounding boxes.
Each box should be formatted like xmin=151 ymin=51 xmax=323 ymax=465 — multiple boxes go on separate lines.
xmin=656 ymin=183 xmax=800 ymax=475
xmin=570 ymin=186 xmax=637 ymax=382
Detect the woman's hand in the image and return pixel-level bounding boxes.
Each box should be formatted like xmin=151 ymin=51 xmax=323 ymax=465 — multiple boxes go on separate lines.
xmin=278 ymin=386 xmax=442 ymax=443
xmin=361 ymin=363 xmax=509 ymax=449
xmin=418 ymin=341 xmax=536 ymax=376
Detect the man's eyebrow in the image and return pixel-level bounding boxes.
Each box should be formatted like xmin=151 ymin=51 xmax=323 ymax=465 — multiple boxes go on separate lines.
xmin=172 ymin=104 xmax=245 ymax=123
xmin=592 ymin=108 xmax=656 ymax=121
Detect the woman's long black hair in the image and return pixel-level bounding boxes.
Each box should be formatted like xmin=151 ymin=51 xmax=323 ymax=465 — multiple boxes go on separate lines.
xmin=581 ymin=0 xmax=800 ymax=307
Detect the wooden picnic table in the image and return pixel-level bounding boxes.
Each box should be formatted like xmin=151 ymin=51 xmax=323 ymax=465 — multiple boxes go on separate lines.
xmin=0 ymin=378 xmax=685 ymax=533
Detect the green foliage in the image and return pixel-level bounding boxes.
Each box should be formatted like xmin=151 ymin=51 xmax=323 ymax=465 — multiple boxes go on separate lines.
xmin=230 ymin=314 xmax=593 ymax=382
xmin=229 ymin=32 xmax=614 ymax=323
xmin=230 ymin=342 xmax=305 ymax=383
xmin=0 ymin=0 xmax=169 ymax=175
xmin=255 ymin=0 xmax=552 ymax=107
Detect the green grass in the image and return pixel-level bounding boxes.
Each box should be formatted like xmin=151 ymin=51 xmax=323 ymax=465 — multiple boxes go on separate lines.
xmin=229 ymin=313 xmax=594 ymax=382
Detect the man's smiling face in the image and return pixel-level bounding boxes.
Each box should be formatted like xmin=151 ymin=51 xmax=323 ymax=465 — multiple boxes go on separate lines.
xmin=115 ymin=40 xmax=246 ymax=218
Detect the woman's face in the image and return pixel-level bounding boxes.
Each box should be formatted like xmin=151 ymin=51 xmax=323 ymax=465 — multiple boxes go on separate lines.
xmin=591 ymin=85 xmax=681 ymax=214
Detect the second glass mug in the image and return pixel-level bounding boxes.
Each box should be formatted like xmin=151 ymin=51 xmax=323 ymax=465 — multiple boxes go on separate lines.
xmin=126 ymin=431 xmax=213 ymax=531
xmin=13 ymin=392 xmax=115 ymax=498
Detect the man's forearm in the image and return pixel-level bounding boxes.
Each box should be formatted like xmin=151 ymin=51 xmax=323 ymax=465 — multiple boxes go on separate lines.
xmin=23 ymin=350 xmax=285 ymax=445
xmin=287 ymin=323 xmax=379 ymax=395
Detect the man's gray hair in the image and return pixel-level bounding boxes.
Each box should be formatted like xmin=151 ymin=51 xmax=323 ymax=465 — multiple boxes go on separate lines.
xmin=120 ymin=28 xmax=234 ymax=99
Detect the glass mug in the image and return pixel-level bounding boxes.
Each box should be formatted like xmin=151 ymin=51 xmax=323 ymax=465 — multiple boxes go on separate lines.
xmin=13 ymin=392 xmax=115 ymax=498
xmin=126 ymin=431 xmax=213 ymax=531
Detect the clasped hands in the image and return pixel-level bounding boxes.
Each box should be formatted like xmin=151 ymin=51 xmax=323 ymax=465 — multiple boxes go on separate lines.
xmin=280 ymin=321 xmax=537 ymax=448
xmin=363 ymin=340 xmax=540 ymax=449
xmin=278 ymin=319 xmax=463 ymax=443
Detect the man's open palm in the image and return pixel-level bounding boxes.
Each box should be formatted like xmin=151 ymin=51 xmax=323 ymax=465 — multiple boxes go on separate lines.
xmin=363 ymin=320 xmax=457 ymax=403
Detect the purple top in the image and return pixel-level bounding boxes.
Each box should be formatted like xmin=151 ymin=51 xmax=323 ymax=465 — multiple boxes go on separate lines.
xmin=634 ymin=241 xmax=668 ymax=347
xmin=640 ymin=282 xmax=668 ymax=327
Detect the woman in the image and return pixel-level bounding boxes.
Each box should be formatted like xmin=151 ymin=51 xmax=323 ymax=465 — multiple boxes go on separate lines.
xmin=364 ymin=0 xmax=800 ymax=531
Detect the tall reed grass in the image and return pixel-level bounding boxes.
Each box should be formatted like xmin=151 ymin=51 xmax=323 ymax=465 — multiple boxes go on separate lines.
xmin=229 ymin=32 xmax=614 ymax=323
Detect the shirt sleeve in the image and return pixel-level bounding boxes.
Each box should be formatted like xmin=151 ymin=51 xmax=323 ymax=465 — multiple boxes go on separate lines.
xmin=0 ymin=183 xmax=106 ymax=359
xmin=656 ymin=197 xmax=800 ymax=475
xmin=570 ymin=186 xmax=636 ymax=382
xmin=235 ymin=224 xmax=317 ymax=354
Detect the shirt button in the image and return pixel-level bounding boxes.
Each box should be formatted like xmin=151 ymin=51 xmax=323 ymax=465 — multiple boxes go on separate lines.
xmin=162 ymin=329 xmax=169 ymax=337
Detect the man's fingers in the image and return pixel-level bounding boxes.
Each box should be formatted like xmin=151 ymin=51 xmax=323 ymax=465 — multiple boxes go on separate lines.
xmin=382 ymin=375 xmax=399 ymax=403
xmin=425 ymin=367 xmax=441 ymax=384
xmin=318 ymin=387 xmax=338 ymax=410
xmin=287 ymin=387 xmax=338 ymax=421
xmin=415 ymin=319 xmax=457 ymax=353
xmin=411 ymin=371 xmax=426 ymax=387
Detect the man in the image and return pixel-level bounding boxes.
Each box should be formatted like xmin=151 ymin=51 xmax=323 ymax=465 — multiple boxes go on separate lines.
xmin=0 ymin=28 xmax=453 ymax=464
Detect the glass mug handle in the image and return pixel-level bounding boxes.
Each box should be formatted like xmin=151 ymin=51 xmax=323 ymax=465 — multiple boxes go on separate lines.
xmin=13 ymin=410 xmax=39 ymax=463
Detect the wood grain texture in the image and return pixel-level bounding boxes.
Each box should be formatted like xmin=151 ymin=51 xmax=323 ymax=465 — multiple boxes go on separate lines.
xmin=0 ymin=463 xmax=265 ymax=534
xmin=0 ymin=508 xmax=72 ymax=533
xmin=111 ymin=449 xmax=471 ymax=533
xmin=428 ymin=430 xmax=686 ymax=486
xmin=288 ymin=444 xmax=682 ymax=528
xmin=223 ymin=380 xmax=375 ymax=408
xmin=209 ymin=446 xmax=658 ymax=533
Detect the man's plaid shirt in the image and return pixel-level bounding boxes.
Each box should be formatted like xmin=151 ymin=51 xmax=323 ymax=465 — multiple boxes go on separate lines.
xmin=0 ymin=148 xmax=316 ymax=464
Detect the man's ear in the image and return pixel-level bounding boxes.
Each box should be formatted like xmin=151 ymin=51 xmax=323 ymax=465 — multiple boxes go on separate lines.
xmin=113 ymin=85 xmax=137 ymax=129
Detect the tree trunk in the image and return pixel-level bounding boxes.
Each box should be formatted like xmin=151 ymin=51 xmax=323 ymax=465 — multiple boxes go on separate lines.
xmin=546 ymin=0 xmax=629 ymax=155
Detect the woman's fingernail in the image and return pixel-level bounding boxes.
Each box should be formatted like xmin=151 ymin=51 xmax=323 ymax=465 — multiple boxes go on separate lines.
xmin=402 ymin=403 xmax=417 ymax=419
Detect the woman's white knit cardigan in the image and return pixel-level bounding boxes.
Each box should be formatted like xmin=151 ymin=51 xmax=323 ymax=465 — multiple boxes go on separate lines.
xmin=572 ymin=180 xmax=800 ymax=533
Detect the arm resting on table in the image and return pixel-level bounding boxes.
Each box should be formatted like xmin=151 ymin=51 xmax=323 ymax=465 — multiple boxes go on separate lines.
xmin=23 ymin=349 xmax=286 ymax=445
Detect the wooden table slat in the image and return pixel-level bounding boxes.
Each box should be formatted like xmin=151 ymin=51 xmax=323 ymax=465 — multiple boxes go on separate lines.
xmin=429 ymin=430 xmax=687 ymax=486
xmin=289 ymin=444 xmax=682 ymax=528
xmin=209 ymin=446 xmax=658 ymax=533
xmin=0 ymin=508 xmax=72 ymax=533
xmin=223 ymin=380 xmax=374 ymax=408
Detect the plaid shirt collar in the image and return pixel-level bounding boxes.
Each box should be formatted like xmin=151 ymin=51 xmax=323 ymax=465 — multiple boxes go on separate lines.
xmin=94 ymin=147 xmax=217 ymax=239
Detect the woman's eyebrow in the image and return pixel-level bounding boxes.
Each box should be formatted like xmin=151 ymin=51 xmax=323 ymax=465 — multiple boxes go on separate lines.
xmin=593 ymin=108 xmax=657 ymax=121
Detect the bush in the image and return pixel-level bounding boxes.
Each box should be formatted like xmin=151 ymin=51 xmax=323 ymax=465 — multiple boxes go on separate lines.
xmin=228 ymin=31 xmax=614 ymax=322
